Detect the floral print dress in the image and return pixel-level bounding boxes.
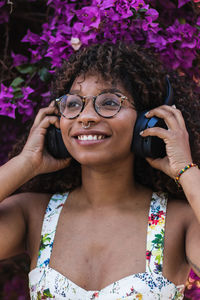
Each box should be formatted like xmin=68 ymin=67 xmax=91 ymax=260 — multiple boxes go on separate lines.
xmin=29 ymin=192 xmax=185 ymax=299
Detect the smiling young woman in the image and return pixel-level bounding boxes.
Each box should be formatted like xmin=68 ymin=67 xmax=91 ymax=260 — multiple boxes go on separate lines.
xmin=0 ymin=42 xmax=200 ymax=300
xmin=59 ymin=74 xmax=137 ymax=168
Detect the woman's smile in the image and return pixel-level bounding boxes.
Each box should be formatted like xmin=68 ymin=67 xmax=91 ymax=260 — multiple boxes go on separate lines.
xmin=72 ymin=129 xmax=111 ymax=145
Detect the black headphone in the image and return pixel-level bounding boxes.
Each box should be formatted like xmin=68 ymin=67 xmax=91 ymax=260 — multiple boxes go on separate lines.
xmin=46 ymin=77 xmax=173 ymax=159
xmin=46 ymin=124 xmax=71 ymax=159
xmin=132 ymin=77 xmax=174 ymax=158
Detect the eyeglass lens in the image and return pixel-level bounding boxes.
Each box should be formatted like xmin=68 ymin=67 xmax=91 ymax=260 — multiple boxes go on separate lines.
xmin=58 ymin=93 xmax=122 ymax=118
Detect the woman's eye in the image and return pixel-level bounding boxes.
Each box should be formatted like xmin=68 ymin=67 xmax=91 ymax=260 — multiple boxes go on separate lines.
xmin=67 ymin=100 xmax=81 ymax=108
xmin=102 ymin=99 xmax=119 ymax=106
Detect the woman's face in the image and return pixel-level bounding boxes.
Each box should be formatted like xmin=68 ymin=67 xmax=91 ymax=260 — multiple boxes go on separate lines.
xmin=60 ymin=73 xmax=137 ymax=167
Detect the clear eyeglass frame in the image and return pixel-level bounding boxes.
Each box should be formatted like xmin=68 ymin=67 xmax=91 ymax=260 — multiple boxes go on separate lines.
xmin=55 ymin=92 xmax=130 ymax=119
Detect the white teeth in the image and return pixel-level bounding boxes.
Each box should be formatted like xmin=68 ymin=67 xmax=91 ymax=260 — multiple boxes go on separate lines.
xmin=77 ymin=135 xmax=105 ymax=141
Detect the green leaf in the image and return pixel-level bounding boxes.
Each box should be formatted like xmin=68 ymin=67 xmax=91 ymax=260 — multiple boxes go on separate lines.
xmin=139 ymin=8 xmax=147 ymax=13
xmin=152 ymin=233 xmax=164 ymax=248
xmin=11 ymin=77 xmax=24 ymax=88
xmin=16 ymin=64 xmax=36 ymax=74
xmin=43 ymin=289 xmax=54 ymax=298
xmin=38 ymin=67 xmax=51 ymax=82
xmin=13 ymin=87 xmax=23 ymax=99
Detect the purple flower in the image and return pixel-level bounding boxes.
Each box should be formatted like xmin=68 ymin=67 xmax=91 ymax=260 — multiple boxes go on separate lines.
xmin=72 ymin=22 xmax=84 ymax=36
xmin=11 ymin=52 xmax=28 ymax=67
xmin=76 ymin=6 xmax=101 ymax=29
xmin=142 ymin=8 xmax=159 ymax=31
xmin=116 ymin=0 xmax=149 ymax=15
xmin=174 ymin=48 xmax=196 ymax=69
xmin=0 ymin=102 xmax=17 ymax=118
xmin=17 ymin=98 xmax=34 ymax=123
xmin=92 ymin=0 xmax=115 ymax=10
xmin=148 ymin=32 xmax=167 ymax=50
xmin=115 ymin=0 xmax=133 ymax=19
xmin=16 ymin=86 xmax=35 ymax=121
xmin=21 ymin=86 xmax=34 ymax=100
xmin=178 ymin=0 xmax=191 ymax=8
xmin=18 ymin=98 xmax=34 ymax=122
xmin=0 ymin=84 xmax=16 ymax=118
xmin=0 ymin=1 xmax=6 ymax=8
xmin=21 ymin=29 xmax=40 ymax=45
xmin=197 ymin=16 xmax=200 ymax=26
xmin=0 ymin=84 xmax=14 ymax=101
xmin=28 ymin=48 xmax=43 ymax=63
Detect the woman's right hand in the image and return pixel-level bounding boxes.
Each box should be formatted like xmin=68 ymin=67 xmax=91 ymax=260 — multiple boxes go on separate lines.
xmin=20 ymin=101 xmax=71 ymax=177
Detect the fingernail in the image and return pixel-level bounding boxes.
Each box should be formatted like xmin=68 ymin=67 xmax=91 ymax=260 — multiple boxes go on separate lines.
xmin=140 ymin=131 xmax=144 ymax=135
xmin=172 ymin=104 xmax=176 ymax=108
xmin=50 ymin=100 xmax=55 ymax=106
xmin=145 ymin=111 xmax=150 ymax=117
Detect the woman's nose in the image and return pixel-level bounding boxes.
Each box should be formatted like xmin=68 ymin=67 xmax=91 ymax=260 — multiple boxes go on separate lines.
xmin=77 ymin=98 xmax=100 ymax=124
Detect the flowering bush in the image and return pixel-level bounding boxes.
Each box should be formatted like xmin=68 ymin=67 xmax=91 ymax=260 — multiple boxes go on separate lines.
xmin=0 ymin=0 xmax=200 ymax=299
xmin=0 ymin=0 xmax=200 ymax=124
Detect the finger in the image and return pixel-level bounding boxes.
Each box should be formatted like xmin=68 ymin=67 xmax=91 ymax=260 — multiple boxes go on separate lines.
xmin=171 ymin=106 xmax=187 ymax=129
xmin=39 ymin=115 xmax=60 ymax=130
xmin=146 ymin=156 xmax=167 ymax=168
xmin=140 ymin=126 xmax=170 ymax=141
xmin=33 ymin=106 xmax=59 ymax=127
xmin=145 ymin=105 xmax=186 ymax=129
xmin=49 ymin=100 xmax=56 ymax=107
xmin=146 ymin=156 xmax=170 ymax=175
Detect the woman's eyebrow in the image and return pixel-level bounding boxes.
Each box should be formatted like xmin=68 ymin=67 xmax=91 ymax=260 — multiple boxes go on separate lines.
xmin=100 ymin=88 xmax=123 ymax=94
xmin=69 ymin=88 xmax=124 ymax=95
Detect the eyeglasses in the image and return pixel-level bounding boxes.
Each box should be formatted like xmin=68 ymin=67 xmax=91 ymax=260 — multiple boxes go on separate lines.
xmin=55 ymin=91 xmax=130 ymax=119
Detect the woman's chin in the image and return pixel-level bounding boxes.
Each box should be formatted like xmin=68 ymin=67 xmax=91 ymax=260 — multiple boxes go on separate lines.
xmin=72 ymin=152 xmax=133 ymax=169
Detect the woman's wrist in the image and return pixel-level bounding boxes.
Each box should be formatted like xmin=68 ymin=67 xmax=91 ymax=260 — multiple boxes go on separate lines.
xmin=17 ymin=153 xmax=38 ymax=179
xmin=175 ymin=163 xmax=199 ymax=187
xmin=178 ymin=164 xmax=200 ymax=187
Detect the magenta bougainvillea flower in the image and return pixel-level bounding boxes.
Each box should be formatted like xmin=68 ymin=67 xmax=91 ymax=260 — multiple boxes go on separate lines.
xmin=0 ymin=84 xmax=15 ymax=118
xmin=0 ymin=0 xmax=199 ymax=126
xmin=178 ymin=0 xmax=191 ymax=7
xmin=0 ymin=84 xmax=14 ymax=100
xmin=11 ymin=52 xmax=28 ymax=67
xmin=76 ymin=6 xmax=101 ymax=28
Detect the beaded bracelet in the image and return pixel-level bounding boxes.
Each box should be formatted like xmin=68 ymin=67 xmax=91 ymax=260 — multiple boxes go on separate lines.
xmin=175 ymin=163 xmax=198 ymax=187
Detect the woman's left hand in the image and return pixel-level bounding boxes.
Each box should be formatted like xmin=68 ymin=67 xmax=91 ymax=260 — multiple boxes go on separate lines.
xmin=140 ymin=105 xmax=193 ymax=179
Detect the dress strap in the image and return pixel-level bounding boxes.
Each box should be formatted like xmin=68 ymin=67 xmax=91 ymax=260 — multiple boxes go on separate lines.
xmin=145 ymin=192 xmax=168 ymax=275
xmin=36 ymin=193 xmax=69 ymax=268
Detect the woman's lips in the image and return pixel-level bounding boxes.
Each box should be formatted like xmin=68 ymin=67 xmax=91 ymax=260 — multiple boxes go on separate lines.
xmin=71 ymin=129 xmax=111 ymax=145
xmin=73 ymin=134 xmax=110 ymax=145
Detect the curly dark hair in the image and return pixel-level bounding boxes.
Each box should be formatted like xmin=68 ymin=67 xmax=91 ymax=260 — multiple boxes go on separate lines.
xmin=9 ymin=42 xmax=200 ymax=199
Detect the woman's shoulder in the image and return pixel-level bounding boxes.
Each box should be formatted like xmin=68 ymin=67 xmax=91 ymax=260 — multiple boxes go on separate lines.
xmin=167 ymin=196 xmax=195 ymax=227
xmin=5 ymin=192 xmax=53 ymax=221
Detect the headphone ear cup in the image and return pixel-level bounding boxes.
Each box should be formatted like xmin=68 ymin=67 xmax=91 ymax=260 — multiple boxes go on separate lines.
xmin=132 ymin=113 xmax=167 ymax=158
xmin=132 ymin=111 xmax=149 ymax=157
xmin=132 ymin=77 xmax=173 ymax=158
xmin=46 ymin=125 xmax=71 ymax=159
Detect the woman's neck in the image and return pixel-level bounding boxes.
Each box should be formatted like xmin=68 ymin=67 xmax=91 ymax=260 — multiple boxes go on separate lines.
xmin=79 ymin=156 xmax=140 ymax=208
